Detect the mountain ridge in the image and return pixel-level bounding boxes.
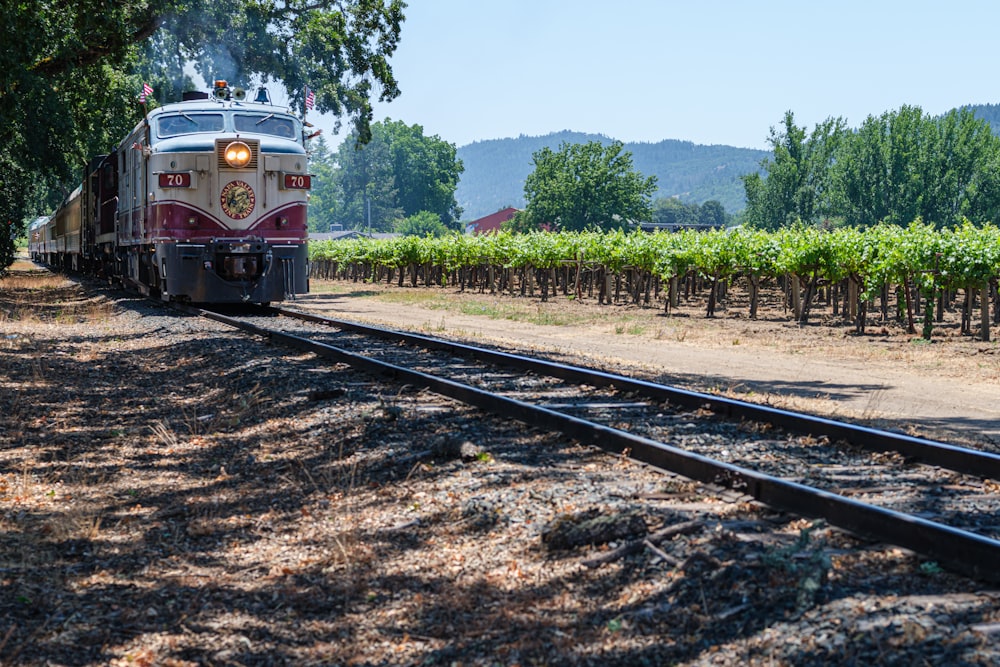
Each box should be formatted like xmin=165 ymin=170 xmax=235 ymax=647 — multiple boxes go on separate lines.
xmin=455 ymin=105 xmax=1000 ymax=222
xmin=455 ymin=130 xmax=768 ymax=221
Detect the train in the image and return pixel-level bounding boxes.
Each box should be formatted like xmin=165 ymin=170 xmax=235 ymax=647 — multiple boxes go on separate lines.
xmin=29 ymin=81 xmax=311 ymax=304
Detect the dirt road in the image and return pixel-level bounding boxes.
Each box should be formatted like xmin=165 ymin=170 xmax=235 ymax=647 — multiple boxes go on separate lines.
xmin=296 ymin=282 xmax=1000 ymax=449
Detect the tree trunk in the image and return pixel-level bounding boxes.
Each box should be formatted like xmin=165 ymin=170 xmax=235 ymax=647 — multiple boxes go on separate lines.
xmin=921 ymin=289 xmax=934 ymax=340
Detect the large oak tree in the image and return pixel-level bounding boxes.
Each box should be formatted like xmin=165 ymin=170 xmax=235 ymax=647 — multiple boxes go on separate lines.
xmin=0 ymin=0 xmax=405 ymax=274
xmin=519 ymin=140 xmax=657 ymax=232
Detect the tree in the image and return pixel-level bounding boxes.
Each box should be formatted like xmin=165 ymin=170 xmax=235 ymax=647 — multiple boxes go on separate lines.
xmin=833 ymin=106 xmax=1000 ymax=228
xmin=306 ymin=135 xmax=340 ymax=233
xmin=334 ymin=119 xmax=463 ymax=231
xmin=745 ymin=106 xmax=1000 ymax=232
xmin=0 ymin=0 xmax=405 ymax=274
xmin=522 ymin=141 xmax=657 ymax=232
xmin=698 ymin=200 xmax=730 ymax=227
xmin=395 ymin=211 xmax=450 ymax=237
xmin=742 ymin=111 xmax=847 ymax=230
xmin=653 ymin=197 xmax=698 ymax=227
xmin=142 ymin=0 xmax=405 ymax=144
xmin=335 ymin=132 xmax=402 ymax=231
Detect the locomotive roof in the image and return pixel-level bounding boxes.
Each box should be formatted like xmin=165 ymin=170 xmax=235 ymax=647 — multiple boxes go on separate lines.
xmin=121 ymin=98 xmax=309 ymax=154
xmin=27 ymin=215 xmax=49 ymax=231
xmin=148 ymin=99 xmax=301 ymax=118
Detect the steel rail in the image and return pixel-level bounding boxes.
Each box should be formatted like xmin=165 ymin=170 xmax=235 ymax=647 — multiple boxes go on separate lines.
xmin=275 ymin=307 xmax=1000 ymax=481
xmin=189 ymin=305 xmax=1000 ymax=581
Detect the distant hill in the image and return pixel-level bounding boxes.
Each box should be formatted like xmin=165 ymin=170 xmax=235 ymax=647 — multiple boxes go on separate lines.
xmin=966 ymin=103 xmax=1000 ymax=131
xmin=455 ymin=130 xmax=768 ymax=221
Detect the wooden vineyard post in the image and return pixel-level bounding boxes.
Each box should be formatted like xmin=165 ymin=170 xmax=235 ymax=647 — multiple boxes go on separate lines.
xmin=982 ymin=283 xmax=991 ymax=342
xmin=790 ymin=275 xmax=802 ymax=321
xmin=847 ymin=278 xmax=858 ymax=321
xmin=574 ymin=255 xmax=583 ymax=300
xmin=748 ymin=273 xmax=759 ymax=320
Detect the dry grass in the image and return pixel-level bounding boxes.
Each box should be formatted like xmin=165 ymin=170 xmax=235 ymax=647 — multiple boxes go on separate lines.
xmin=1 ymin=265 xmax=116 ymax=324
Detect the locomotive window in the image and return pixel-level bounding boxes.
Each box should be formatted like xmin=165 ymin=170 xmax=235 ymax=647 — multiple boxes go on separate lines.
xmin=157 ymin=113 xmax=225 ymax=138
xmin=234 ymin=114 xmax=296 ymax=139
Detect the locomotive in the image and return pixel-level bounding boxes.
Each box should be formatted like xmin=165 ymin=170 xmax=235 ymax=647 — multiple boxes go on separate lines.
xmin=30 ymin=81 xmax=311 ymax=304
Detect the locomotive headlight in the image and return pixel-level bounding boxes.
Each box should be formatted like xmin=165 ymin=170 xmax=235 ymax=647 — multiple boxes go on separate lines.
xmin=224 ymin=141 xmax=252 ymax=168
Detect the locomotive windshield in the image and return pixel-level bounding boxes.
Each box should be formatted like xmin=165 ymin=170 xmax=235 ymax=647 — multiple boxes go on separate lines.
xmin=233 ymin=113 xmax=297 ymax=139
xmin=157 ymin=113 xmax=226 ymax=138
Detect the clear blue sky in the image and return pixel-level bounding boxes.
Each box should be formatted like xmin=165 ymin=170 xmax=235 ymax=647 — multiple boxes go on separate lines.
xmin=314 ymin=1 xmax=1000 ymax=150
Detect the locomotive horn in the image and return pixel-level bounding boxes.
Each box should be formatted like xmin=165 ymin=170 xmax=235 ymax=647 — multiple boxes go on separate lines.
xmin=233 ymin=87 xmax=247 ymax=101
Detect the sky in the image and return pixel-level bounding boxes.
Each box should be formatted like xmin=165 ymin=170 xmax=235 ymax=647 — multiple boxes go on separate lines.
xmin=312 ymin=1 xmax=1000 ymax=151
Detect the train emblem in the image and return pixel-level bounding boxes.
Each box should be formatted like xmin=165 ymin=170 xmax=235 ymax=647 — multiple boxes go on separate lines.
xmin=220 ymin=180 xmax=256 ymax=219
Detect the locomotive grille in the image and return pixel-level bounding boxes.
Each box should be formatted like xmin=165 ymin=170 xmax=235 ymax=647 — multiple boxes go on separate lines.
xmin=216 ymin=139 xmax=259 ymax=170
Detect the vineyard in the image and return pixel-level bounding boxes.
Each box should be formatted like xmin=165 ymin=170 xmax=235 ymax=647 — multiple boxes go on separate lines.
xmin=308 ymin=222 xmax=1000 ymax=341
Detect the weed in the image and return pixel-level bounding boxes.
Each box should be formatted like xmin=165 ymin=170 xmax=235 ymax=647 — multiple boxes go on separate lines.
xmin=150 ymin=420 xmax=180 ymax=448
xmin=762 ymin=521 xmax=830 ymax=614
xmin=919 ymin=561 xmax=943 ymax=575
xmin=230 ymin=383 xmax=266 ymax=425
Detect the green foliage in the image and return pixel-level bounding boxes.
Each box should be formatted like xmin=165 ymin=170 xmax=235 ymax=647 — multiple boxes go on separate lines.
xmin=149 ymin=0 xmax=404 ymax=143
xmin=456 ymin=131 xmax=766 ymax=220
xmin=0 ymin=0 xmax=405 ymax=273
xmin=395 ymin=211 xmax=450 ymax=237
xmin=742 ymin=112 xmax=849 ymax=230
xmin=310 ymin=223 xmax=1000 ymax=323
xmin=334 ymin=119 xmax=463 ymax=231
xmin=747 ymin=107 xmax=1000 ymax=231
xmin=0 ymin=0 xmax=149 ymax=256
xmin=653 ymin=198 xmax=699 ymax=226
xmin=652 ymin=197 xmax=731 ymax=227
xmin=307 ymin=135 xmax=340 ymax=233
xmin=502 ymin=210 xmax=545 ymax=233
xmin=523 ymin=141 xmax=657 ymax=232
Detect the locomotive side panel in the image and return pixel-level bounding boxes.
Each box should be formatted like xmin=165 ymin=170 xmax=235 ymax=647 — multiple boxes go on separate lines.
xmin=51 ymin=188 xmax=83 ymax=269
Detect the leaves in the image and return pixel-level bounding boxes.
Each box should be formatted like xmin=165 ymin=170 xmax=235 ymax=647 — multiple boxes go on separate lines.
xmin=747 ymin=107 xmax=1000 ymax=231
xmin=331 ymin=119 xmax=463 ymax=231
xmin=523 ymin=141 xmax=658 ymax=232
xmin=1 ymin=0 xmax=405 ymax=274
xmin=311 ymin=222 xmax=1000 ymax=307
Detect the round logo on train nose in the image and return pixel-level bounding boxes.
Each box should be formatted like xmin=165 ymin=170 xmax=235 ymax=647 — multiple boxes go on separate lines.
xmin=220 ymin=180 xmax=256 ymax=219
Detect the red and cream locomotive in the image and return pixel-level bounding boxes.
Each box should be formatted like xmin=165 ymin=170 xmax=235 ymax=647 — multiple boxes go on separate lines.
xmin=30 ymin=81 xmax=311 ymax=303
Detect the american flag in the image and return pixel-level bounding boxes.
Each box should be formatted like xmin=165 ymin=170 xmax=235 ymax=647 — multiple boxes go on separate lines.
xmin=139 ymin=82 xmax=153 ymax=103
xmin=304 ymin=86 xmax=315 ymax=110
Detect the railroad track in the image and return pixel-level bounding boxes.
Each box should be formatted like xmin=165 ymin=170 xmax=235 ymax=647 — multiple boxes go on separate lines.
xmin=177 ymin=302 xmax=1000 ymax=581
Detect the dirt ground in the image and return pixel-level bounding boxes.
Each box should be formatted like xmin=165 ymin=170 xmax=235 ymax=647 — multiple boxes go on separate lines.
xmin=4 ymin=261 xmax=1000 ymax=665
xmin=297 ymin=279 xmax=1000 ymax=451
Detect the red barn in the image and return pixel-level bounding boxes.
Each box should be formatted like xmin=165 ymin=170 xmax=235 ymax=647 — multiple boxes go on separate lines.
xmin=465 ymin=207 xmax=519 ymax=235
